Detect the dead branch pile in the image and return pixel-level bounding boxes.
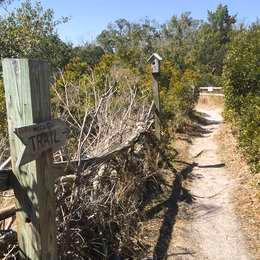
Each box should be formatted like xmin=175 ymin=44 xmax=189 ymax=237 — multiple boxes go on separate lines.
xmin=52 ymin=71 xmax=168 ymax=259
xmin=56 ymin=131 xmax=165 ymax=259
xmin=52 ymin=68 xmax=151 ymax=161
xmin=0 ymin=69 xmax=171 ymax=259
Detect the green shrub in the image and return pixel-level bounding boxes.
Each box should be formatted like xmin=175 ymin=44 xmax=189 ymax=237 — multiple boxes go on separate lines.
xmin=223 ymin=25 xmax=260 ymax=172
xmin=159 ymin=61 xmax=200 ymax=126
xmin=238 ymin=95 xmax=260 ymax=172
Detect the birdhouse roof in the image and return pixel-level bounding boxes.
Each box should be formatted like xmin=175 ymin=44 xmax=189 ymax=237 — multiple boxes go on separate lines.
xmin=148 ymin=53 xmax=162 ymax=63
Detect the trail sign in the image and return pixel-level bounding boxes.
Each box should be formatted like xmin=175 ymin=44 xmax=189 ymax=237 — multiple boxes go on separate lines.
xmin=14 ymin=119 xmax=69 ymax=166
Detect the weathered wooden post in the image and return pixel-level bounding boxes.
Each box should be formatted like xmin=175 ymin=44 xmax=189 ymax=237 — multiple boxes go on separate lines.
xmin=2 ymin=59 xmax=69 ymax=260
xmin=148 ymin=53 xmax=162 ymax=140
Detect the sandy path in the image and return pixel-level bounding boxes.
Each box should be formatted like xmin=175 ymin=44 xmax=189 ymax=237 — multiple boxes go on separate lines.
xmin=171 ymin=106 xmax=253 ymax=260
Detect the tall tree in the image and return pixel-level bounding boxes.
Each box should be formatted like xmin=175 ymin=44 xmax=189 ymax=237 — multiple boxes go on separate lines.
xmin=160 ymin=12 xmax=201 ymax=70
xmin=72 ymin=43 xmax=105 ymax=67
xmin=97 ymin=18 xmax=160 ymax=71
xmin=194 ymin=4 xmax=236 ymax=75
xmin=0 ymin=0 xmax=72 ymax=70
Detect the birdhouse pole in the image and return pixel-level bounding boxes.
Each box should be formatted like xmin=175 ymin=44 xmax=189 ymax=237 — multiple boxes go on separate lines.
xmin=148 ymin=53 xmax=162 ymax=140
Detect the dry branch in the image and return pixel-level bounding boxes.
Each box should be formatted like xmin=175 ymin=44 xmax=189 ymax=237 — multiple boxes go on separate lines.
xmin=55 ymin=119 xmax=153 ymax=175
xmin=51 ymin=70 xmax=163 ymax=259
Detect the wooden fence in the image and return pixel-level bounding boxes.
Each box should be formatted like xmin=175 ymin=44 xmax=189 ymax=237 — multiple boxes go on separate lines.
xmin=200 ymin=86 xmax=224 ymax=97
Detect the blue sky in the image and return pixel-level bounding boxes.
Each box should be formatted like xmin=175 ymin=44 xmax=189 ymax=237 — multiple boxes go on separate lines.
xmin=6 ymin=0 xmax=260 ymax=45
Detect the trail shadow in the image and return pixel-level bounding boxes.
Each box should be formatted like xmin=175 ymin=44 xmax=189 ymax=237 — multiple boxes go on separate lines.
xmin=145 ymin=162 xmax=196 ymax=260
xmin=177 ymin=137 xmax=192 ymax=144
xmin=197 ymin=163 xmax=225 ymax=168
xmin=193 ymin=150 xmax=204 ymax=158
xmin=190 ymin=111 xmax=221 ymax=126
xmin=166 ymin=250 xmax=196 ymax=257
xmin=176 ymin=111 xmax=220 ymax=139
xmin=186 ymin=124 xmax=212 ymax=138
xmin=192 ymin=203 xmax=222 ymax=220
xmin=183 ymin=111 xmax=221 ymax=139
xmin=147 ymin=159 xmax=224 ymax=259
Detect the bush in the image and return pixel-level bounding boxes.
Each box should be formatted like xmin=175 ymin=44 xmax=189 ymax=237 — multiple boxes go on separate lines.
xmin=159 ymin=61 xmax=200 ymax=128
xmin=238 ymin=95 xmax=260 ymax=172
xmin=223 ymin=25 xmax=260 ymax=172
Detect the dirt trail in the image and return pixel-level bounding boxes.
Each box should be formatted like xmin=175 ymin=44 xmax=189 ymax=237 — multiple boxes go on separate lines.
xmin=171 ymin=105 xmax=253 ymax=260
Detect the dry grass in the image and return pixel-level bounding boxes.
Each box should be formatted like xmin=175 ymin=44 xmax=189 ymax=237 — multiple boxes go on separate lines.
xmin=216 ymin=123 xmax=260 ymax=258
xmin=55 ymin=132 xmax=167 ymax=259
xmin=47 ymin=73 xmax=167 ymax=259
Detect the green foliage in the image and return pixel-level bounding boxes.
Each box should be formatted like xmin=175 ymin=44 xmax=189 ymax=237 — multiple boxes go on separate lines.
xmin=159 ymin=61 xmax=200 ymax=127
xmin=92 ymin=53 xmax=118 ymax=86
xmin=223 ymin=24 xmax=260 ymax=172
xmin=160 ymin=13 xmax=201 ymax=71
xmin=96 ymin=7 xmax=235 ymax=88
xmin=56 ymin=57 xmax=88 ymax=85
xmin=52 ymin=49 xmax=202 ymax=134
xmin=0 ymin=0 xmax=72 ymax=69
xmin=1 ymin=1 xmax=259 ymax=258
xmin=72 ymin=44 xmax=105 ymax=67
xmin=0 ymin=0 xmax=73 ymax=137
xmin=193 ymin=4 xmax=236 ymax=76
xmin=52 ymin=53 xmax=145 ymax=123
xmin=207 ymin=4 xmax=236 ymax=38
xmin=51 ymin=57 xmax=90 ymax=123
xmin=97 ymin=18 xmax=159 ymax=71
xmin=239 ymin=95 xmax=260 ymax=171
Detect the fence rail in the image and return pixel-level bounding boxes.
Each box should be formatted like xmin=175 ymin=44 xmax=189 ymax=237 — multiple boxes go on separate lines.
xmin=199 ymin=86 xmax=224 ymax=97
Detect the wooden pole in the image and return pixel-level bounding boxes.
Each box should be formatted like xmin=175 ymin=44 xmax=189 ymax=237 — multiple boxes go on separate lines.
xmin=152 ymin=73 xmax=161 ymax=140
xmin=2 ymin=59 xmax=57 ymax=259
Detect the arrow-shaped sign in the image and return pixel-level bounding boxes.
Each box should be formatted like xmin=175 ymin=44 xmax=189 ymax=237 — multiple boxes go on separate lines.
xmin=14 ymin=119 xmax=70 ymax=167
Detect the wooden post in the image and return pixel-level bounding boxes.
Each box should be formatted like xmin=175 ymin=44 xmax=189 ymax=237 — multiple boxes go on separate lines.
xmin=148 ymin=53 xmax=162 ymax=140
xmin=2 ymin=59 xmax=57 ymax=259
xmin=152 ymin=73 xmax=161 ymax=140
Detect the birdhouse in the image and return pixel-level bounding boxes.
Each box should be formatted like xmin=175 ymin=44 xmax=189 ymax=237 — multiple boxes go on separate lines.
xmin=148 ymin=53 xmax=162 ymax=74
